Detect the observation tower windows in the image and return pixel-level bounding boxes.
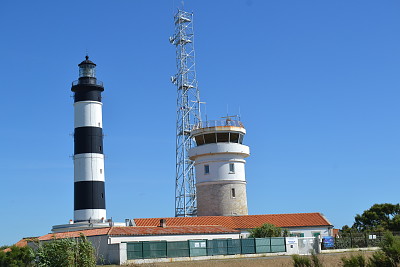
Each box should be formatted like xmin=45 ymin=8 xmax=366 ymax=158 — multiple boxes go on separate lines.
xmin=195 ymin=135 xmax=205 ymax=145
xmin=238 ymin=134 xmax=244 ymax=144
xmin=230 ymin=133 xmax=239 ymax=143
xmin=193 ymin=133 xmax=245 ymax=146
xmin=203 ymin=133 xmax=216 ymax=144
xmin=216 ymin=133 xmax=229 ymax=142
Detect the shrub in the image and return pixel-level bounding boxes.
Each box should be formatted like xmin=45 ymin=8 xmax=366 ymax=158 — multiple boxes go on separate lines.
xmin=311 ymin=252 xmax=323 ymax=267
xmin=249 ymin=223 xmax=285 ymax=238
xmin=0 ymin=245 xmax=35 ymax=267
xmin=35 ymin=234 xmax=96 ymax=267
xmin=292 ymin=254 xmax=312 ymax=267
xmin=341 ymin=254 xmax=366 ymax=267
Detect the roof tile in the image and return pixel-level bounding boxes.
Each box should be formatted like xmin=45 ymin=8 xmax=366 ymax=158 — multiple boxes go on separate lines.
xmin=134 ymin=213 xmax=332 ymax=229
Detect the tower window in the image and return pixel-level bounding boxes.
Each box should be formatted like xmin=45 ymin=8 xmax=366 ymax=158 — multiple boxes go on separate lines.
xmin=100 ymin=169 xmax=103 ymax=174
xmin=229 ymin=163 xmax=235 ymax=173
xmin=231 ymin=188 xmax=236 ymax=198
xmin=230 ymin=133 xmax=239 ymax=143
xmin=204 ymin=165 xmax=210 ymax=174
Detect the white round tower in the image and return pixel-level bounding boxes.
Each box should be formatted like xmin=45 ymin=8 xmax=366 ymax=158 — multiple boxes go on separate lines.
xmin=189 ymin=118 xmax=250 ymax=216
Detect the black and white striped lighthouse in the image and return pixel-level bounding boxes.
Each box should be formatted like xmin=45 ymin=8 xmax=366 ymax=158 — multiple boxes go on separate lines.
xmin=71 ymin=56 xmax=106 ymax=223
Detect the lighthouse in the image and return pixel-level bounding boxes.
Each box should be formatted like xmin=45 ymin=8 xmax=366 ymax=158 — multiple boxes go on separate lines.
xmin=71 ymin=56 xmax=106 ymax=223
xmin=189 ymin=117 xmax=250 ymax=216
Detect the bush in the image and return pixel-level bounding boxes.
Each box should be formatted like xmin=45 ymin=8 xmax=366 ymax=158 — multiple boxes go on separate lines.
xmin=249 ymin=223 xmax=285 ymax=238
xmin=342 ymin=232 xmax=400 ymax=267
xmin=35 ymin=234 xmax=96 ymax=267
xmin=0 ymin=245 xmax=35 ymax=267
xmin=368 ymin=250 xmax=392 ymax=267
xmin=341 ymin=254 xmax=366 ymax=267
xmin=311 ymin=252 xmax=323 ymax=267
xmin=292 ymin=254 xmax=312 ymax=267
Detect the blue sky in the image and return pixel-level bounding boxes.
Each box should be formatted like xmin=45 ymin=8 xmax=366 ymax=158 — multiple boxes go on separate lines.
xmin=0 ymin=0 xmax=399 ymax=245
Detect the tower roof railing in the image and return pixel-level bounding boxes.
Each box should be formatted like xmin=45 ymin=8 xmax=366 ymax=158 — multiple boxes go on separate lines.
xmin=192 ymin=120 xmax=244 ymax=130
xmin=72 ymin=79 xmax=104 ymax=87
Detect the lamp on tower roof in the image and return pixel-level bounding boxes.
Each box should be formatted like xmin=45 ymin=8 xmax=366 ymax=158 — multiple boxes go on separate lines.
xmin=78 ymin=56 xmax=97 ymax=84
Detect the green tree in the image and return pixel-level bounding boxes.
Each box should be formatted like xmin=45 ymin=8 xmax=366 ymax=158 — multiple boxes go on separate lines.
xmin=0 ymin=245 xmax=34 ymax=267
xmin=353 ymin=203 xmax=400 ymax=232
xmin=35 ymin=234 xmax=96 ymax=267
xmin=249 ymin=223 xmax=287 ymax=238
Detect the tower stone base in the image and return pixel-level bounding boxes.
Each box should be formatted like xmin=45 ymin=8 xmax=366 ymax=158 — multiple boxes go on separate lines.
xmin=196 ymin=181 xmax=248 ymax=216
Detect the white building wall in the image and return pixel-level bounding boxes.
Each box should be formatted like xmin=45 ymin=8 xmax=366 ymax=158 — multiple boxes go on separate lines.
xmin=108 ymin=233 xmax=241 ymax=244
xmin=240 ymin=226 xmax=332 ymax=238
xmin=194 ymin=158 xmax=246 ymax=183
xmin=285 ymin=226 xmax=332 ymax=238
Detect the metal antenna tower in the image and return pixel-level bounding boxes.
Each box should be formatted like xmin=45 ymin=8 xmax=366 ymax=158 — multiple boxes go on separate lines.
xmin=170 ymin=9 xmax=201 ymax=217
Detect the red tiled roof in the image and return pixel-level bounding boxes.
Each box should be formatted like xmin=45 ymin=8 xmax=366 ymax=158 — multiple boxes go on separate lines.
xmin=134 ymin=213 xmax=332 ymax=229
xmin=2 ymin=237 xmax=36 ymax=252
xmin=37 ymin=225 xmax=238 ymax=241
xmin=109 ymin=226 xmax=239 ymax=236
xmin=39 ymin=227 xmax=111 ymax=241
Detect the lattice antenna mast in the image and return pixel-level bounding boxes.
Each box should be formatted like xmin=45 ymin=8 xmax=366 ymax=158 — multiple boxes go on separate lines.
xmin=170 ymin=9 xmax=201 ymax=217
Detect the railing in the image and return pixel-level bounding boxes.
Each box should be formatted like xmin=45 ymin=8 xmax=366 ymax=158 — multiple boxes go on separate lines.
xmin=192 ymin=120 xmax=244 ymax=130
xmin=72 ymin=79 xmax=103 ymax=87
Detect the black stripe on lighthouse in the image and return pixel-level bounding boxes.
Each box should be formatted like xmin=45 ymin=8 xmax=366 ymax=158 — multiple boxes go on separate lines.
xmin=74 ymin=127 xmax=104 ymax=154
xmin=73 ymin=86 xmax=103 ymax=102
xmin=74 ymin=181 xmax=106 ymax=210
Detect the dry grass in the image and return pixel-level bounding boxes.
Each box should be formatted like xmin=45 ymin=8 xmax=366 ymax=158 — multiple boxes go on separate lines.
xmin=103 ymin=251 xmax=375 ymax=267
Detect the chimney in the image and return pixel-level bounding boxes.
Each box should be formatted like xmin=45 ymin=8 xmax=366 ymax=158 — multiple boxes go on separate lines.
xmin=159 ymin=219 xmax=167 ymax=228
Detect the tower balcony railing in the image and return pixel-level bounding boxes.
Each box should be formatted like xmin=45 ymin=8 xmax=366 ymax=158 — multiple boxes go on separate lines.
xmin=72 ymin=79 xmax=104 ymax=87
xmin=192 ymin=120 xmax=244 ymax=130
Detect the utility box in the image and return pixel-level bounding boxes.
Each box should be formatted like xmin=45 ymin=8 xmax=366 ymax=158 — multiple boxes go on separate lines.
xmin=285 ymin=237 xmax=299 ymax=255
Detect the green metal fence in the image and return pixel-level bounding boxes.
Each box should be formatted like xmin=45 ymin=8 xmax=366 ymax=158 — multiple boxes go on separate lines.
xmin=255 ymin=238 xmax=270 ymax=253
xmin=227 ymin=239 xmax=242 ymax=255
xmin=241 ymin=238 xmax=256 ymax=254
xmin=189 ymin=240 xmax=207 ymax=256
xmin=167 ymin=241 xmax=190 ymax=258
xmin=142 ymin=241 xmax=167 ymax=258
xmin=271 ymin=237 xmax=286 ymax=252
xmin=126 ymin=237 xmax=286 ymax=260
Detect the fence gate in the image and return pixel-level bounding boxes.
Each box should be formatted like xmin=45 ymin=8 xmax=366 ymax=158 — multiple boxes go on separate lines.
xmin=298 ymin=237 xmax=319 ymax=255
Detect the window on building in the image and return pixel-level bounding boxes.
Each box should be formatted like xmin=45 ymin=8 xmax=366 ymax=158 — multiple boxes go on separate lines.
xmin=231 ymin=188 xmax=236 ymax=198
xmin=230 ymin=133 xmax=239 ymax=143
xmin=204 ymin=165 xmax=210 ymax=174
xmin=312 ymin=232 xmax=321 ymax=238
xmin=100 ymin=169 xmax=103 ymax=174
xmin=203 ymin=133 xmax=216 ymax=144
xmin=238 ymin=134 xmax=244 ymax=144
xmin=195 ymin=135 xmax=205 ymax=146
xmin=229 ymin=163 xmax=235 ymax=173
xmin=290 ymin=232 xmax=304 ymax=237
xmin=216 ymin=132 xmax=229 ymax=142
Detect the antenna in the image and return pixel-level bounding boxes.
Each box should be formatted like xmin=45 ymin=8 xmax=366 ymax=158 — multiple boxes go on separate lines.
xmin=170 ymin=8 xmax=201 ymax=217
